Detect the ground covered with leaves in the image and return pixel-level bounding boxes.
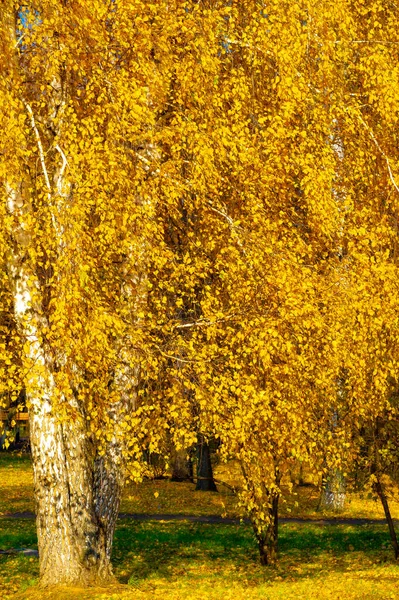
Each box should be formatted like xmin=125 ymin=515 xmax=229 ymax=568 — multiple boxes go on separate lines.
xmin=2 ymin=520 xmax=399 ymax=600
xmin=2 ymin=453 xmax=399 ymax=599
xmin=3 ymin=452 xmax=399 ymax=520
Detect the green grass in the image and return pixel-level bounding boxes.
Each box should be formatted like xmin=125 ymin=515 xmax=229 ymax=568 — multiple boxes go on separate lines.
xmin=0 ymin=453 xmax=35 ymax=515
xmin=0 ymin=520 xmax=39 ymax=598
xmin=2 ymin=452 xmax=399 ymax=599
xmin=2 ymin=519 xmax=399 ymax=600
xmin=0 ymin=519 xmax=37 ymax=550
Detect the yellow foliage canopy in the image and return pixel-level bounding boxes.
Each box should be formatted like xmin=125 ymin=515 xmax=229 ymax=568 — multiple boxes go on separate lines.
xmin=0 ymin=0 xmax=399 ymax=553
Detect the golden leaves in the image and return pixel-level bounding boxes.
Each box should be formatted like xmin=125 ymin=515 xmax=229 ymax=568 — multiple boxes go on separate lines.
xmin=1 ymin=0 xmax=399 ymax=536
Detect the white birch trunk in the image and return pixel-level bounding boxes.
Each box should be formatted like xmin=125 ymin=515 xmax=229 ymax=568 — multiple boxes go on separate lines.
xmin=6 ymin=184 xmax=122 ymax=585
xmin=2 ymin=6 xmax=150 ymax=583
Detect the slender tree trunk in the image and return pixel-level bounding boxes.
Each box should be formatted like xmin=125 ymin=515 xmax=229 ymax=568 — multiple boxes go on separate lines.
xmin=319 ymin=405 xmax=346 ymax=512
xmin=195 ymin=435 xmax=217 ymax=492
xmin=318 ymin=469 xmax=346 ymax=512
xmin=256 ymin=491 xmax=279 ymax=566
xmin=187 ymin=449 xmax=194 ymax=482
xmin=240 ymin=460 xmax=280 ymax=566
xmin=298 ymin=463 xmax=305 ymax=486
xmin=373 ymin=478 xmax=399 ymax=560
xmin=370 ymin=420 xmax=399 ymax=560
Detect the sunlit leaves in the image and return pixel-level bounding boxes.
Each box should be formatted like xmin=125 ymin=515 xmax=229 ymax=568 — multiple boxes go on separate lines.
xmin=1 ymin=0 xmax=399 ymax=557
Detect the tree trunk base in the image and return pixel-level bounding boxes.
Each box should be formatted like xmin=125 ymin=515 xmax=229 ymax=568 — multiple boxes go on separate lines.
xmin=258 ymin=532 xmax=278 ymax=566
xmin=374 ymin=478 xmax=399 ymax=561
xmin=255 ymin=492 xmax=279 ymax=566
xmin=38 ymin=563 xmax=116 ymax=588
xmin=29 ymin=404 xmax=123 ymax=587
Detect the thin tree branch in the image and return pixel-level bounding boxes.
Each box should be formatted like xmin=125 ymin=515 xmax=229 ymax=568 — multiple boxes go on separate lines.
xmin=356 ymin=114 xmax=399 ymax=196
xmin=54 ymin=144 xmax=69 ymax=198
xmin=175 ymin=314 xmax=237 ymax=329
xmin=24 ymin=102 xmax=52 ymax=195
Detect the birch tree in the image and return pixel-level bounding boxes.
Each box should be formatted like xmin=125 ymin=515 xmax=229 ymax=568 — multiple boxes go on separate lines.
xmin=3 ymin=0 xmax=399 ymax=585
xmin=0 ymin=0 xmax=182 ymax=586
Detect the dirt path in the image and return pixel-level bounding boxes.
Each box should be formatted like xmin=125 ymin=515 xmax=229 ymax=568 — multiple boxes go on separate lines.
xmin=0 ymin=511 xmax=393 ymax=526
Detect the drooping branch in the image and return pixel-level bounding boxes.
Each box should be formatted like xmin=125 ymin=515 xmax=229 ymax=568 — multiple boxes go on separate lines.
xmin=24 ymin=102 xmax=52 ymax=196
xmin=355 ymin=112 xmax=399 ymax=196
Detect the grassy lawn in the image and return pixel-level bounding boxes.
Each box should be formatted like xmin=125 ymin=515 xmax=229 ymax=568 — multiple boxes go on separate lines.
xmin=2 ymin=520 xmax=399 ymax=600
xmin=3 ymin=451 xmax=399 ymax=520
xmin=2 ymin=452 xmax=399 ymax=599
xmin=0 ymin=453 xmax=35 ymax=515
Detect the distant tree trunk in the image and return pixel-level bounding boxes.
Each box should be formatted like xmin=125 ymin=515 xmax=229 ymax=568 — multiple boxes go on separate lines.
xmin=289 ymin=462 xmax=305 ymax=487
xmin=187 ymin=450 xmax=194 ymax=481
xmin=318 ymin=469 xmax=346 ymax=512
xmin=195 ymin=435 xmax=217 ymax=492
xmin=298 ymin=463 xmax=305 ymax=486
xmin=318 ymin=398 xmax=346 ymax=512
xmin=171 ymin=447 xmax=194 ymax=482
xmin=256 ymin=491 xmax=279 ymax=566
xmin=373 ymin=477 xmax=399 ymax=560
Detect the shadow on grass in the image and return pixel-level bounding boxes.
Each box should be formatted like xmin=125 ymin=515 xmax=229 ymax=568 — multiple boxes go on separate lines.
xmin=0 ymin=519 xmax=37 ymax=550
xmin=0 ymin=517 xmax=396 ymax=592
xmin=0 ymin=452 xmax=32 ymax=468
xmin=279 ymin=523 xmax=391 ymax=554
xmin=113 ymin=522 xmax=257 ymax=583
xmin=112 ymin=521 xmax=396 ymax=586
